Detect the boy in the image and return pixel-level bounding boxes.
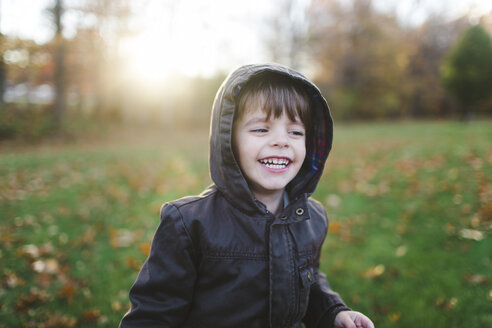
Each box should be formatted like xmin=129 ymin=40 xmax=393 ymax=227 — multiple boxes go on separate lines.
xmin=120 ymin=63 xmax=374 ymax=328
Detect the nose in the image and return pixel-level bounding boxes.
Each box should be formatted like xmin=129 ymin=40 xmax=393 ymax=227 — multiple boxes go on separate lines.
xmin=271 ymin=129 xmax=289 ymax=148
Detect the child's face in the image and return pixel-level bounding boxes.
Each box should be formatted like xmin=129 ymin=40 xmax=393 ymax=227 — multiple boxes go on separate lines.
xmin=233 ymin=108 xmax=306 ymax=198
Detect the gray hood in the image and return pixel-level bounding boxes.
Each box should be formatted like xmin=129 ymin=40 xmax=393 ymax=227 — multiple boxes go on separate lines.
xmin=209 ymin=63 xmax=333 ymax=215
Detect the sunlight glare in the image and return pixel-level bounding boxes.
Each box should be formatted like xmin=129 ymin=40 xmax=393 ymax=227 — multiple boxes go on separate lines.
xmin=116 ymin=0 xmax=272 ymax=83
xmin=120 ymin=32 xmax=175 ymax=84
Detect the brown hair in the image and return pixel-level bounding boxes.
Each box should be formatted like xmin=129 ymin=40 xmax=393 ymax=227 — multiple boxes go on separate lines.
xmin=234 ymin=73 xmax=312 ymax=132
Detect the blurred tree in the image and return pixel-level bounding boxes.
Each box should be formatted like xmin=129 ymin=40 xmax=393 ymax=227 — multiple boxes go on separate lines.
xmin=48 ymin=0 xmax=66 ymax=129
xmin=266 ymin=0 xmax=309 ymax=70
xmin=70 ymin=0 xmax=133 ymax=118
xmin=0 ymin=2 xmax=6 ymax=108
xmin=441 ymin=24 xmax=492 ymax=119
xmin=307 ymin=0 xmax=409 ymax=119
xmin=406 ymin=16 xmax=468 ymax=118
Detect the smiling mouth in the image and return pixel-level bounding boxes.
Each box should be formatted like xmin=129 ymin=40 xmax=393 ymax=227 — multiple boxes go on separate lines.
xmin=259 ymin=157 xmax=291 ymax=169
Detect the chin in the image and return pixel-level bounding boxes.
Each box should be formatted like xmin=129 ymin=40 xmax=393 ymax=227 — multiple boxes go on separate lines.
xmin=260 ymin=184 xmax=288 ymax=193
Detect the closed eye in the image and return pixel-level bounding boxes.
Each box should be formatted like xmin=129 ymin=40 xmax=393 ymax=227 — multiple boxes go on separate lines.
xmin=290 ymin=130 xmax=305 ymax=136
xmin=251 ymin=128 xmax=268 ymax=133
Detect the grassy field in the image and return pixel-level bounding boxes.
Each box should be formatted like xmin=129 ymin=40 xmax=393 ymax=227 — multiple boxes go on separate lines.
xmin=0 ymin=121 xmax=491 ymax=327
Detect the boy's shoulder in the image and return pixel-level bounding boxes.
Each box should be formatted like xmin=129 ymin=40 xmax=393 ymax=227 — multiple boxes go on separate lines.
xmin=306 ymin=197 xmax=329 ymax=225
xmin=307 ymin=197 xmax=325 ymax=212
xmin=161 ymin=185 xmax=218 ymax=212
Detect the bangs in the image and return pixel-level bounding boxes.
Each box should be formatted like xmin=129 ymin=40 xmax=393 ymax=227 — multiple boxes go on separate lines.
xmin=235 ymin=74 xmax=312 ymax=130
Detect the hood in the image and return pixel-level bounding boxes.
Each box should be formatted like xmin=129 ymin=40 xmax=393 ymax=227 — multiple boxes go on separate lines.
xmin=209 ymin=63 xmax=333 ymax=215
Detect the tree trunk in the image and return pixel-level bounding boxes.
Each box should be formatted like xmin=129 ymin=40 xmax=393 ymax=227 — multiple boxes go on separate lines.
xmin=53 ymin=0 xmax=66 ymax=129
xmin=0 ymin=6 xmax=5 ymax=109
xmin=0 ymin=46 xmax=5 ymax=108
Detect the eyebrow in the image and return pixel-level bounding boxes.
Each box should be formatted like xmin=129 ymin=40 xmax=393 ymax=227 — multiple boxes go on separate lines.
xmin=242 ymin=114 xmax=304 ymax=126
xmin=243 ymin=116 xmax=268 ymax=125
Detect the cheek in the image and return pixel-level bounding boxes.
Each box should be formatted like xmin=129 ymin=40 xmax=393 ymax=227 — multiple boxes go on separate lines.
xmin=232 ymin=132 xmax=254 ymax=168
xmin=296 ymin=141 xmax=307 ymax=162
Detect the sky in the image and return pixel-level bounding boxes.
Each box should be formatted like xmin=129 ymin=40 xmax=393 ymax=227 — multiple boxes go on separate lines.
xmin=2 ymin=0 xmax=492 ymax=78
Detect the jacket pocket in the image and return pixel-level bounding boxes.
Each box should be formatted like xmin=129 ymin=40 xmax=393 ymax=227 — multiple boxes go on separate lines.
xmin=297 ymin=266 xmax=316 ymax=321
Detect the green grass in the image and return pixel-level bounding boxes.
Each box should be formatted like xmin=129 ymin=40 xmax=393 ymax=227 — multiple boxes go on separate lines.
xmin=1 ymin=121 xmax=491 ymax=327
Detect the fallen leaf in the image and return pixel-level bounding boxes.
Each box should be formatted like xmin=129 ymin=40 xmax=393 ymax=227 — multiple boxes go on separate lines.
xmin=32 ymin=259 xmax=59 ymax=274
xmin=459 ymin=229 xmax=483 ymax=241
xmin=35 ymin=273 xmax=54 ymax=288
xmin=58 ymin=206 xmax=70 ymax=216
xmin=77 ymin=227 xmax=96 ymax=245
xmin=39 ymin=242 xmax=54 ymax=256
xmin=140 ymin=243 xmax=151 ymax=256
xmin=81 ymin=309 xmax=101 ymax=323
xmin=388 ymin=312 xmax=401 ymax=323
xmin=325 ymin=194 xmax=341 ymax=208
xmin=58 ymin=283 xmax=77 ymax=304
xmin=110 ymin=228 xmax=136 ymax=248
xmin=396 ymin=224 xmax=408 ymax=234
xmin=363 ymin=264 xmax=385 ymax=279
xmin=43 ymin=313 xmax=77 ymax=327
xmin=351 ymin=294 xmax=361 ymax=305
xmin=395 ymin=245 xmax=407 ymax=257
xmin=464 ymin=273 xmax=489 ymax=285
xmin=329 ymin=222 xmax=341 ymax=234
xmin=436 ymin=297 xmax=458 ymax=311
xmin=126 ymin=257 xmax=141 ymax=271
xmin=0 ymin=232 xmax=17 ymax=245
xmin=18 ymin=244 xmax=40 ymax=259
xmin=112 ymin=301 xmax=123 ymax=311
xmin=444 ymin=222 xmax=455 ymax=233
xmin=445 ymin=297 xmax=458 ymax=310
xmin=5 ymin=272 xmax=25 ymax=288
xmin=15 ymin=288 xmax=49 ymax=311
xmin=373 ymin=304 xmax=391 ymax=314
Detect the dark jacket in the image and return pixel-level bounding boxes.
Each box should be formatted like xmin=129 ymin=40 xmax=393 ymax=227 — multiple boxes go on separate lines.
xmin=119 ymin=63 xmax=350 ymax=328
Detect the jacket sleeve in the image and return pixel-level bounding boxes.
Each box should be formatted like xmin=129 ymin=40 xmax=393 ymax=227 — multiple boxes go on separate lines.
xmin=119 ymin=203 xmax=197 ymax=328
xmin=303 ymin=202 xmax=351 ymax=328
xmin=303 ymin=270 xmax=351 ymax=328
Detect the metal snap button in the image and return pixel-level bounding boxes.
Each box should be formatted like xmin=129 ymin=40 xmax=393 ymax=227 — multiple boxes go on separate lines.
xmin=280 ymin=215 xmax=288 ymax=220
xmin=295 ymin=208 xmax=304 ymax=216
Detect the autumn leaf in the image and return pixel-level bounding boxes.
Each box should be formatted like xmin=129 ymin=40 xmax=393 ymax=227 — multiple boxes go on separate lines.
xmin=112 ymin=301 xmax=123 ymax=311
xmin=325 ymin=194 xmax=342 ymax=208
xmin=436 ymin=297 xmax=458 ymax=311
xmin=58 ymin=206 xmax=71 ymax=216
xmin=0 ymin=232 xmax=17 ymax=245
xmin=110 ymin=228 xmax=136 ymax=248
xmin=329 ymin=221 xmax=341 ymax=234
xmin=15 ymin=288 xmax=49 ymax=311
xmin=18 ymin=244 xmax=40 ymax=259
xmin=76 ymin=226 xmax=96 ymax=246
xmin=139 ymin=243 xmax=151 ymax=256
xmin=32 ymin=258 xmax=59 ymax=274
xmin=464 ymin=273 xmax=489 ymax=285
xmin=363 ymin=264 xmax=385 ymax=279
xmin=396 ymin=224 xmax=408 ymax=234
xmin=126 ymin=257 xmax=141 ymax=271
xmin=81 ymin=309 xmax=101 ymax=324
xmin=388 ymin=312 xmax=401 ymax=323
xmin=57 ymin=283 xmax=77 ymax=304
xmin=459 ymin=229 xmax=484 ymax=241
xmin=395 ymin=245 xmax=407 ymax=257
xmin=43 ymin=313 xmax=77 ymax=328
xmin=4 ymin=272 xmax=25 ymax=288
xmin=35 ymin=273 xmax=54 ymax=288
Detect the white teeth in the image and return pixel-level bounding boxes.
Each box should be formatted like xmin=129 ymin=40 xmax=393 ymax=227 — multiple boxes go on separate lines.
xmin=259 ymin=158 xmax=290 ymax=168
